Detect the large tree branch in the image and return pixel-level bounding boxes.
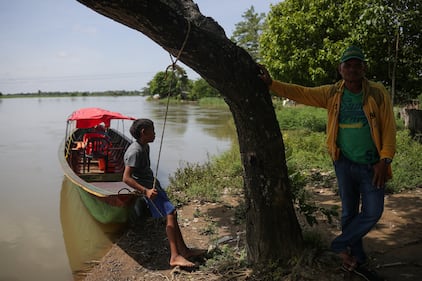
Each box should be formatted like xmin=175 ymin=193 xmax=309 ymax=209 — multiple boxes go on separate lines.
xmin=77 ymin=0 xmax=303 ymax=264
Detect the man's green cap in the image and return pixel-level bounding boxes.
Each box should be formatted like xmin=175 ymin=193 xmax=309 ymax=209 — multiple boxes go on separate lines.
xmin=340 ymin=46 xmax=365 ymax=63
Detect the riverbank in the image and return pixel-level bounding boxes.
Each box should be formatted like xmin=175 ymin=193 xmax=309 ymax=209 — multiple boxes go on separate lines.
xmin=82 ymin=187 xmax=422 ymax=281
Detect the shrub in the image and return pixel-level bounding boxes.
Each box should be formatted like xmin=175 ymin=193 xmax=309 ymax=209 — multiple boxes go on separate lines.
xmin=275 ymin=106 xmax=327 ymax=132
xmin=167 ymin=144 xmax=243 ymax=205
xmin=283 ymin=130 xmax=332 ymax=171
xmin=387 ymin=130 xmax=422 ymax=192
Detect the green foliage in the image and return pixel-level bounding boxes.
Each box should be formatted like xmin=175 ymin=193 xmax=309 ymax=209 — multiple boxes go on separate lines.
xmin=418 ymin=93 xmax=422 ymax=106
xmin=230 ymin=6 xmax=266 ymax=61
xmin=168 ymin=104 xmax=421 ymax=225
xmin=198 ymin=97 xmax=228 ymax=108
xmin=189 ymin=78 xmax=221 ymax=100
xmin=352 ymin=0 xmax=422 ymax=102
xmin=260 ymin=0 xmax=422 ymax=101
xmin=275 ymin=105 xmax=327 ymax=132
xmin=285 ymin=146 xmax=338 ymax=226
xmin=168 ymin=132 xmax=337 ymax=228
xmin=168 ymin=162 xmax=219 ymax=204
xmin=165 ymin=106 xmax=420 ymax=278
xmin=167 ymin=144 xmax=243 ymax=205
xmin=387 ymin=130 xmax=422 ymax=192
xmin=168 ymin=104 xmax=420 ymax=210
xmin=283 ymin=126 xmax=422 ymax=193
xmin=147 ymin=67 xmax=191 ymax=99
xmin=145 ymin=70 xmax=222 ymax=101
xmin=147 ymin=71 xmax=167 ymax=98
xmin=260 ymin=0 xmax=344 ymax=86
xmin=0 ymin=90 xmax=141 ymax=98
xmin=203 ymin=245 xmax=248 ymax=273
xmin=284 ymin=130 xmax=332 ymax=171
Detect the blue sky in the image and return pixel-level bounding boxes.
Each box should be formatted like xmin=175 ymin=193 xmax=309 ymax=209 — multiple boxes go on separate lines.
xmin=0 ymin=0 xmax=278 ymax=94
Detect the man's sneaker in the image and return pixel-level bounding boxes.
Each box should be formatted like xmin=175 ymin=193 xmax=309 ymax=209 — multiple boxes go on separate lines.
xmin=353 ymin=266 xmax=385 ymax=281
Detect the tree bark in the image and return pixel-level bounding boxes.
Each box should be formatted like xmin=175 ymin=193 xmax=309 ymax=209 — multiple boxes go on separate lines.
xmin=76 ymin=0 xmax=303 ymax=264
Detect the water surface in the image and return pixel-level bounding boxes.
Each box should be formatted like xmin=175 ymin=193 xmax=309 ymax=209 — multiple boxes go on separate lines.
xmin=0 ymin=96 xmax=234 ymax=280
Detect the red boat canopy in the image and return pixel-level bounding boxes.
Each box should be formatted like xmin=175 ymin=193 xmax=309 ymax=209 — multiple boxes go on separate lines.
xmin=67 ymin=107 xmax=136 ymax=128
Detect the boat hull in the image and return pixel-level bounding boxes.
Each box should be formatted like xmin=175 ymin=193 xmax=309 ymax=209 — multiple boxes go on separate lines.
xmin=59 ymin=126 xmax=138 ymax=224
xmin=76 ymin=187 xmax=131 ymax=224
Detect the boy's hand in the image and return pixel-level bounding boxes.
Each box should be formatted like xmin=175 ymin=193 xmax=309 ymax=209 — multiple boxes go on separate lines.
xmin=146 ymin=188 xmax=158 ymax=199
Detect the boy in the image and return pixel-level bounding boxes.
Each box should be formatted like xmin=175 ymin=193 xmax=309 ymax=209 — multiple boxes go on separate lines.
xmin=123 ymin=118 xmax=202 ymax=267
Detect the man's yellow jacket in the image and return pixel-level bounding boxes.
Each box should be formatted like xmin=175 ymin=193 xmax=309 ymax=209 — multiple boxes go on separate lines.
xmin=269 ymin=78 xmax=396 ymax=176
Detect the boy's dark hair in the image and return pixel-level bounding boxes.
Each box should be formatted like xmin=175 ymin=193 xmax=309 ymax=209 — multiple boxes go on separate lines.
xmin=130 ymin=119 xmax=154 ymax=140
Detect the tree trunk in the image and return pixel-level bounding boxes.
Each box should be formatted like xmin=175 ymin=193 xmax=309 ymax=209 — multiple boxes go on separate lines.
xmin=77 ymin=0 xmax=303 ymax=264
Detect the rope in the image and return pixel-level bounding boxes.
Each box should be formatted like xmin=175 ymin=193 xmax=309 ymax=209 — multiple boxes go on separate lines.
xmin=148 ymin=20 xmax=191 ymax=217
xmin=152 ymin=19 xmax=191 ymax=191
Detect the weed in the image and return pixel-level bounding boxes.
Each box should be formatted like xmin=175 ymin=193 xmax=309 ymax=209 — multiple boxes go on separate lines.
xmin=387 ymin=130 xmax=422 ymax=192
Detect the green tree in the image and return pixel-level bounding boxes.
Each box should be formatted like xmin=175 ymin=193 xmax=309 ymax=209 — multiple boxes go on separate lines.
xmin=231 ymin=6 xmax=266 ymax=61
xmin=148 ymin=66 xmax=191 ymax=99
xmin=350 ymin=0 xmax=422 ymax=104
xmin=260 ymin=0 xmax=422 ymax=102
xmin=189 ymin=78 xmax=220 ymax=100
xmin=260 ymin=0 xmax=343 ymax=86
xmin=148 ymin=71 xmax=167 ymax=98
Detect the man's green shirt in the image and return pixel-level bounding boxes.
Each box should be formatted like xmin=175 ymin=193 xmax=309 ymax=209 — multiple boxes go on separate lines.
xmin=337 ymin=88 xmax=379 ymax=164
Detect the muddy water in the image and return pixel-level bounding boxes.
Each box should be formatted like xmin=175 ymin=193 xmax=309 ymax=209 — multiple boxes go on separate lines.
xmin=0 ymin=96 xmax=234 ymax=280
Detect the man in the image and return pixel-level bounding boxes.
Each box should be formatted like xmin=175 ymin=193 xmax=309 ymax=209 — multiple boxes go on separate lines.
xmin=259 ymin=46 xmax=396 ymax=281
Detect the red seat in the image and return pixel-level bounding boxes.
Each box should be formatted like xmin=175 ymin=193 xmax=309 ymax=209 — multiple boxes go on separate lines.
xmin=82 ymin=134 xmax=111 ymax=173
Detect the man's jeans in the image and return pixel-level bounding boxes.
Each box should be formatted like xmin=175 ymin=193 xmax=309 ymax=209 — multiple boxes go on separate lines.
xmin=331 ymin=155 xmax=384 ymax=264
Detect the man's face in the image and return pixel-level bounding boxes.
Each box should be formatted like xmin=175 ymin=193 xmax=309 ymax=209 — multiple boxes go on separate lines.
xmin=338 ymin=58 xmax=366 ymax=83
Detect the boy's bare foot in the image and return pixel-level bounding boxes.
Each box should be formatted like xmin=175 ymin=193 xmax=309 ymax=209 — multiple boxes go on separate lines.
xmin=339 ymin=251 xmax=357 ymax=271
xmin=169 ymin=255 xmax=195 ymax=267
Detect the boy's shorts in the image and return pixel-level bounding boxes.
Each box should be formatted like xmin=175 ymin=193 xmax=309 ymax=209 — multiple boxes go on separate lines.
xmin=146 ymin=189 xmax=175 ymax=218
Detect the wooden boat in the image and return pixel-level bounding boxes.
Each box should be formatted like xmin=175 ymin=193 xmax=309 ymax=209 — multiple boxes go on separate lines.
xmin=60 ymin=176 xmax=124 ymax=278
xmin=59 ymin=107 xmax=139 ymax=224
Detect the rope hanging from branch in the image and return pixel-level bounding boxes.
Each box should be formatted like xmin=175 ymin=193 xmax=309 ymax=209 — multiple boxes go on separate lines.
xmin=118 ymin=19 xmax=192 ymax=218
xmin=152 ymin=19 xmax=191 ymax=193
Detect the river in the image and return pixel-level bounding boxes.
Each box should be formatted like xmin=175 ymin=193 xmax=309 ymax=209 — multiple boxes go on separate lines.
xmin=0 ymin=96 xmax=234 ymax=281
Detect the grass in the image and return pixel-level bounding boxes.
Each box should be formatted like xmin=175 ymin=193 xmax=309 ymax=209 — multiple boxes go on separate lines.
xmin=198 ymin=97 xmax=229 ymax=108
xmin=168 ymin=144 xmax=243 ymax=205
xmin=168 ymin=103 xmax=421 ymax=206
xmin=388 ymin=130 xmax=422 ymax=191
xmin=166 ymin=104 xmax=421 ymax=278
xmin=274 ymin=103 xmax=327 ymax=132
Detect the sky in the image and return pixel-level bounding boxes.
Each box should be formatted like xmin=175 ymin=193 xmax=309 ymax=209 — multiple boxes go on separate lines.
xmin=0 ymin=0 xmax=279 ymax=94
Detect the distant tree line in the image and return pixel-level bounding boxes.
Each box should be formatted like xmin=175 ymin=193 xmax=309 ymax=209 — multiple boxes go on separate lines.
xmin=0 ymin=75 xmax=221 ymax=101
xmin=1 ymin=70 xmax=220 ymax=101
xmin=0 ymin=90 xmax=142 ymax=98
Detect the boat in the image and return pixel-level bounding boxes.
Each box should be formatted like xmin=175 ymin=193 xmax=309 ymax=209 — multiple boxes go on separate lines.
xmin=59 ymin=107 xmax=139 ymax=224
xmin=60 ymin=176 xmax=124 ymax=278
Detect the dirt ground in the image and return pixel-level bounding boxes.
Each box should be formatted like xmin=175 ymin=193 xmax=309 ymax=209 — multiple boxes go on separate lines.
xmin=82 ymin=186 xmax=422 ymax=281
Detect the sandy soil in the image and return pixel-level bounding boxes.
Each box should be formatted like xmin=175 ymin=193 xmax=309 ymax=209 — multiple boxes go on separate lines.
xmin=81 ymin=187 xmax=422 ymax=281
